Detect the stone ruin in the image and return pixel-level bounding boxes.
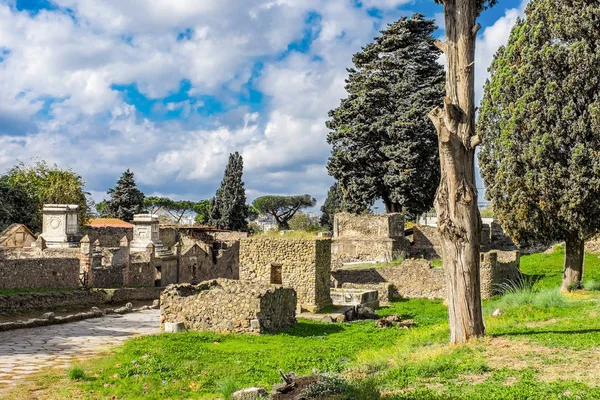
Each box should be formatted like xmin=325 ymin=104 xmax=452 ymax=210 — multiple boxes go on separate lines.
xmin=239 ymin=237 xmax=333 ymax=313
xmin=39 ymin=204 xmax=82 ymax=248
xmin=160 ymin=279 xmax=297 ymax=334
xmin=331 ymin=212 xmax=407 ymax=269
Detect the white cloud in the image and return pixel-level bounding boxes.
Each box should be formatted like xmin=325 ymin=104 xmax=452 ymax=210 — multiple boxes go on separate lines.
xmin=0 ymin=0 xmax=534 ymax=204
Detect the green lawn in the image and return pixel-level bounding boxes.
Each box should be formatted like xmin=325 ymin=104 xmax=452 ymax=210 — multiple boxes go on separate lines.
xmin=9 ymin=247 xmax=600 ymax=399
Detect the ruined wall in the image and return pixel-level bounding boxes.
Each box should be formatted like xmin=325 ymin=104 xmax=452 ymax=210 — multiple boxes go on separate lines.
xmin=158 ymin=256 xmax=179 ymax=286
xmin=334 ymin=212 xmax=404 ymax=238
xmin=160 ymin=279 xmax=297 ymax=334
xmin=340 ymin=282 xmax=394 ymax=305
xmin=410 ymin=225 xmax=443 ymax=259
xmin=159 ymin=227 xmax=180 ymax=249
xmin=212 ymin=231 xmax=250 ymax=243
xmin=331 ymin=213 xmax=407 ymax=268
xmin=0 ymin=257 xmax=80 ymax=290
xmin=125 ymin=261 xmax=155 ymax=287
xmin=89 ymin=265 xmax=124 ymax=288
xmin=332 ymin=250 xmax=521 ymax=300
xmin=81 ymin=227 xmax=132 ymax=248
xmin=239 ymin=238 xmax=332 ymax=312
xmin=0 ymin=287 xmax=162 ymax=312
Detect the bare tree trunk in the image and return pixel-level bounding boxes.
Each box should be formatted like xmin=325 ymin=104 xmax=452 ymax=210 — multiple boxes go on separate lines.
xmin=561 ymin=234 xmax=585 ymax=291
xmin=429 ymin=0 xmax=485 ymax=343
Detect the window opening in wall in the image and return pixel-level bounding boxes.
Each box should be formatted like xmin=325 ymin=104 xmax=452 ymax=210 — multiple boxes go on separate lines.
xmin=270 ymin=264 xmax=282 ymax=285
xmin=155 ymin=266 xmax=162 ymax=287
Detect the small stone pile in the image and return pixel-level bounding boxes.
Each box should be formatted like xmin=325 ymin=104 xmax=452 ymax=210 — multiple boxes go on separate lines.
xmin=160 ymin=279 xmax=297 ymax=334
xmin=375 ymin=314 xmax=416 ymax=329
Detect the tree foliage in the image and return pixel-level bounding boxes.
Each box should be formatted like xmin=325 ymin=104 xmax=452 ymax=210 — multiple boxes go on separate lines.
xmin=0 ymin=183 xmax=38 ymax=231
xmin=326 ymin=14 xmax=444 ymax=215
xmin=103 ymin=169 xmax=145 ymax=222
xmin=320 ymin=182 xmax=346 ymax=230
xmin=144 ymin=197 xmax=207 ymax=225
xmin=0 ymin=161 xmax=91 ymax=231
xmin=209 ymin=152 xmax=249 ymax=231
xmin=478 ymin=0 xmax=600 ymax=253
xmin=252 ymin=195 xmax=316 ymax=230
xmin=289 ymin=212 xmax=319 ymax=232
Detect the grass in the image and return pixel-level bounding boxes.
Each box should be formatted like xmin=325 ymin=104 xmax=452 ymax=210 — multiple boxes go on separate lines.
xmin=10 ymin=246 xmax=600 ymax=399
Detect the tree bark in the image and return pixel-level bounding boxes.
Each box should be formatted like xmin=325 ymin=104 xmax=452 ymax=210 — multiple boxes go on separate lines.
xmin=429 ymin=0 xmax=485 ymax=343
xmin=561 ymin=234 xmax=585 ymax=291
xmin=382 ymin=194 xmax=401 ymax=214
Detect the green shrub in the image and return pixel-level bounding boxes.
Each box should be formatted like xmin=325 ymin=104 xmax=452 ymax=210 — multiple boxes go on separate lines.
xmin=496 ymin=277 xmax=568 ymax=310
xmin=584 ymin=280 xmax=600 ymax=291
xmin=67 ymin=365 xmax=87 ymax=381
xmin=216 ymin=377 xmax=240 ymax=400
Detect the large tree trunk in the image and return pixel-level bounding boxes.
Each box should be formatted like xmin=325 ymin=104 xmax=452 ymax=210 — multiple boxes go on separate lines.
xmin=428 ymin=0 xmax=485 ymax=343
xmin=382 ymin=194 xmax=401 ymax=214
xmin=561 ymin=234 xmax=585 ymax=291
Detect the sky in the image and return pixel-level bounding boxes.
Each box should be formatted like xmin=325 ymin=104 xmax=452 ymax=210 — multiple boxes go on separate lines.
xmin=0 ymin=0 xmax=530 ymax=210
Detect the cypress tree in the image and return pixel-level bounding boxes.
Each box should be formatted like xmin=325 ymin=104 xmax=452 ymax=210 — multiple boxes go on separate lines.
xmin=209 ymin=152 xmax=249 ymax=231
xmin=320 ymin=182 xmax=345 ymax=230
xmin=326 ymin=13 xmax=444 ymax=216
xmin=478 ymin=0 xmax=600 ymax=291
xmin=104 ymin=169 xmax=145 ymax=222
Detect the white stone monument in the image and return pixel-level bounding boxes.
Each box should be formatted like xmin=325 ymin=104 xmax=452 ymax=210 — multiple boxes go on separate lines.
xmin=40 ymin=204 xmax=81 ymax=248
xmin=130 ymin=214 xmax=170 ymax=255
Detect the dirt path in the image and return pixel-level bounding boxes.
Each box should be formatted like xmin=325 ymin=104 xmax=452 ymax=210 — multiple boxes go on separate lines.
xmin=0 ymin=309 xmax=160 ymax=396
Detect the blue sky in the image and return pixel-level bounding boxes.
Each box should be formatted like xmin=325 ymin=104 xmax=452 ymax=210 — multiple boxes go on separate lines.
xmin=0 ymin=0 xmax=529 ymax=210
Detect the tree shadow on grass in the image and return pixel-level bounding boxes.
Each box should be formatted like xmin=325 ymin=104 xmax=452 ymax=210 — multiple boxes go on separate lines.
xmin=492 ymin=327 xmax=600 ymax=337
xmin=281 ymin=321 xmax=346 ymax=337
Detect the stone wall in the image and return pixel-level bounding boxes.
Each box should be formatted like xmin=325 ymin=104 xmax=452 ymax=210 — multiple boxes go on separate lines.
xmin=410 ymin=225 xmax=443 ymax=259
xmin=239 ymin=238 xmax=332 ymax=312
xmin=0 ymin=257 xmax=80 ymax=290
xmin=159 ymin=227 xmax=180 ymax=249
xmin=332 ymin=250 xmax=521 ymax=300
xmin=81 ymin=226 xmax=133 ymax=248
xmin=160 ymin=279 xmax=296 ymax=334
xmin=331 ymin=213 xmax=407 ymax=268
xmin=125 ymin=261 xmax=155 ymax=287
xmin=333 ymin=212 xmax=404 ymax=239
xmin=0 ymin=287 xmax=162 ymax=312
xmin=89 ymin=265 xmax=124 ymax=288
xmin=340 ymin=282 xmax=394 ymax=305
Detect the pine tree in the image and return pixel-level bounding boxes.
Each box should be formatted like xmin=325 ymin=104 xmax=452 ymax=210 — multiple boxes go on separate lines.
xmin=326 ymin=13 xmax=444 ymax=216
xmin=209 ymin=152 xmax=249 ymax=231
xmin=104 ymin=169 xmax=145 ymax=222
xmin=320 ymin=182 xmax=345 ymax=230
xmin=478 ymin=0 xmax=600 ymax=291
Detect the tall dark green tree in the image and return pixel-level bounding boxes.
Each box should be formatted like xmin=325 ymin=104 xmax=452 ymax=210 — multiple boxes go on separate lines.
xmin=0 ymin=183 xmax=38 ymax=231
xmin=209 ymin=152 xmax=249 ymax=231
xmin=104 ymin=170 xmax=145 ymax=222
xmin=326 ymin=13 xmax=444 ymax=215
xmin=478 ymin=0 xmax=600 ymax=292
xmin=320 ymin=182 xmax=345 ymax=230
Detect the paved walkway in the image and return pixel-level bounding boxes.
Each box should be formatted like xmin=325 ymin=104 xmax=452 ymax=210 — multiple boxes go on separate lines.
xmin=0 ymin=310 xmax=160 ymax=394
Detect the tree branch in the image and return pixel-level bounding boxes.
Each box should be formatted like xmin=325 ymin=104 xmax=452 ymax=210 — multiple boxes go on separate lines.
xmin=472 ymin=23 xmax=481 ymax=37
xmin=434 ymin=40 xmax=446 ymax=53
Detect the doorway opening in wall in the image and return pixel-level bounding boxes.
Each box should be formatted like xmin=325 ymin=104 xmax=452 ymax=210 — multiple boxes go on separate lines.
xmin=270 ymin=264 xmax=282 ymax=285
xmin=155 ymin=266 xmax=162 ymax=287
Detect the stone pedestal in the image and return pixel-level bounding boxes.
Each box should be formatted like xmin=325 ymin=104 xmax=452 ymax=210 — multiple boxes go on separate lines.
xmin=40 ymin=204 xmax=81 ymax=248
xmin=130 ymin=214 xmax=170 ymax=256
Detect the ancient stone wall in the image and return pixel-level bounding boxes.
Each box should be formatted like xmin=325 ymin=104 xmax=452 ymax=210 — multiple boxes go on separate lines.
xmin=157 ymin=256 xmax=179 ymax=286
xmin=332 ymin=250 xmax=521 ymax=300
xmin=212 ymin=231 xmax=250 ymax=243
xmin=0 ymin=287 xmax=162 ymax=312
xmin=331 ymin=213 xmax=407 ymax=268
xmin=159 ymin=227 xmax=180 ymax=249
xmin=239 ymin=238 xmax=332 ymax=312
xmin=410 ymin=225 xmax=443 ymax=259
xmin=81 ymin=226 xmax=133 ymax=248
xmin=160 ymin=279 xmax=296 ymax=334
xmin=89 ymin=265 xmax=124 ymax=288
xmin=334 ymin=212 xmax=404 ymax=239
xmin=340 ymin=282 xmax=394 ymax=305
xmin=124 ymin=261 xmax=155 ymax=287
xmin=0 ymin=256 xmax=80 ymax=290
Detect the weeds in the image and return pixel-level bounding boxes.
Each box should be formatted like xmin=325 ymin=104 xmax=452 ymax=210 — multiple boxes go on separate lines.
xmin=66 ymin=366 xmax=87 ymax=381
xmin=216 ymin=377 xmax=240 ymax=400
xmin=584 ymin=280 xmax=600 ymax=291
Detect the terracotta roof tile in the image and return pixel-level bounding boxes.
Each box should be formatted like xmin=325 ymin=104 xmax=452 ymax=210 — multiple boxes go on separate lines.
xmin=87 ymin=218 xmax=133 ymax=228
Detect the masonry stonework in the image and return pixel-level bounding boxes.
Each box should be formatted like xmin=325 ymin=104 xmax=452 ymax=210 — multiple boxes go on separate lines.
xmin=160 ymin=279 xmax=297 ymax=334
xmin=331 ymin=213 xmax=408 ymax=268
xmin=331 ymin=250 xmax=521 ymax=301
xmin=239 ymin=238 xmax=332 ymax=312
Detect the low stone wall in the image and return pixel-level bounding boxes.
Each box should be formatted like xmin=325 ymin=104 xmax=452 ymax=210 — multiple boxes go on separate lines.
xmin=0 ymin=257 xmax=80 ymax=290
xmin=125 ymin=261 xmax=155 ymax=287
xmin=333 ymin=212 xmax=404 ymax=239
xmin=332 ymin=251 xmax=521 ymax=300
xmin=331 ymin=238 xmax=408 ymax=269
xmin=340 ymin=282 xmax=394 ymax=305
xmin=81 ymin=226 xmax=133 ymax=248
xmin=0 ymin=287 xmax=163 ymax=312
xmin=160 ymin=279 xmax=296 ymax=334
xmin=89 ymin=265 xmax=124 ymax=288
xmin=239 ymin=238 xmax=331 ymax=312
